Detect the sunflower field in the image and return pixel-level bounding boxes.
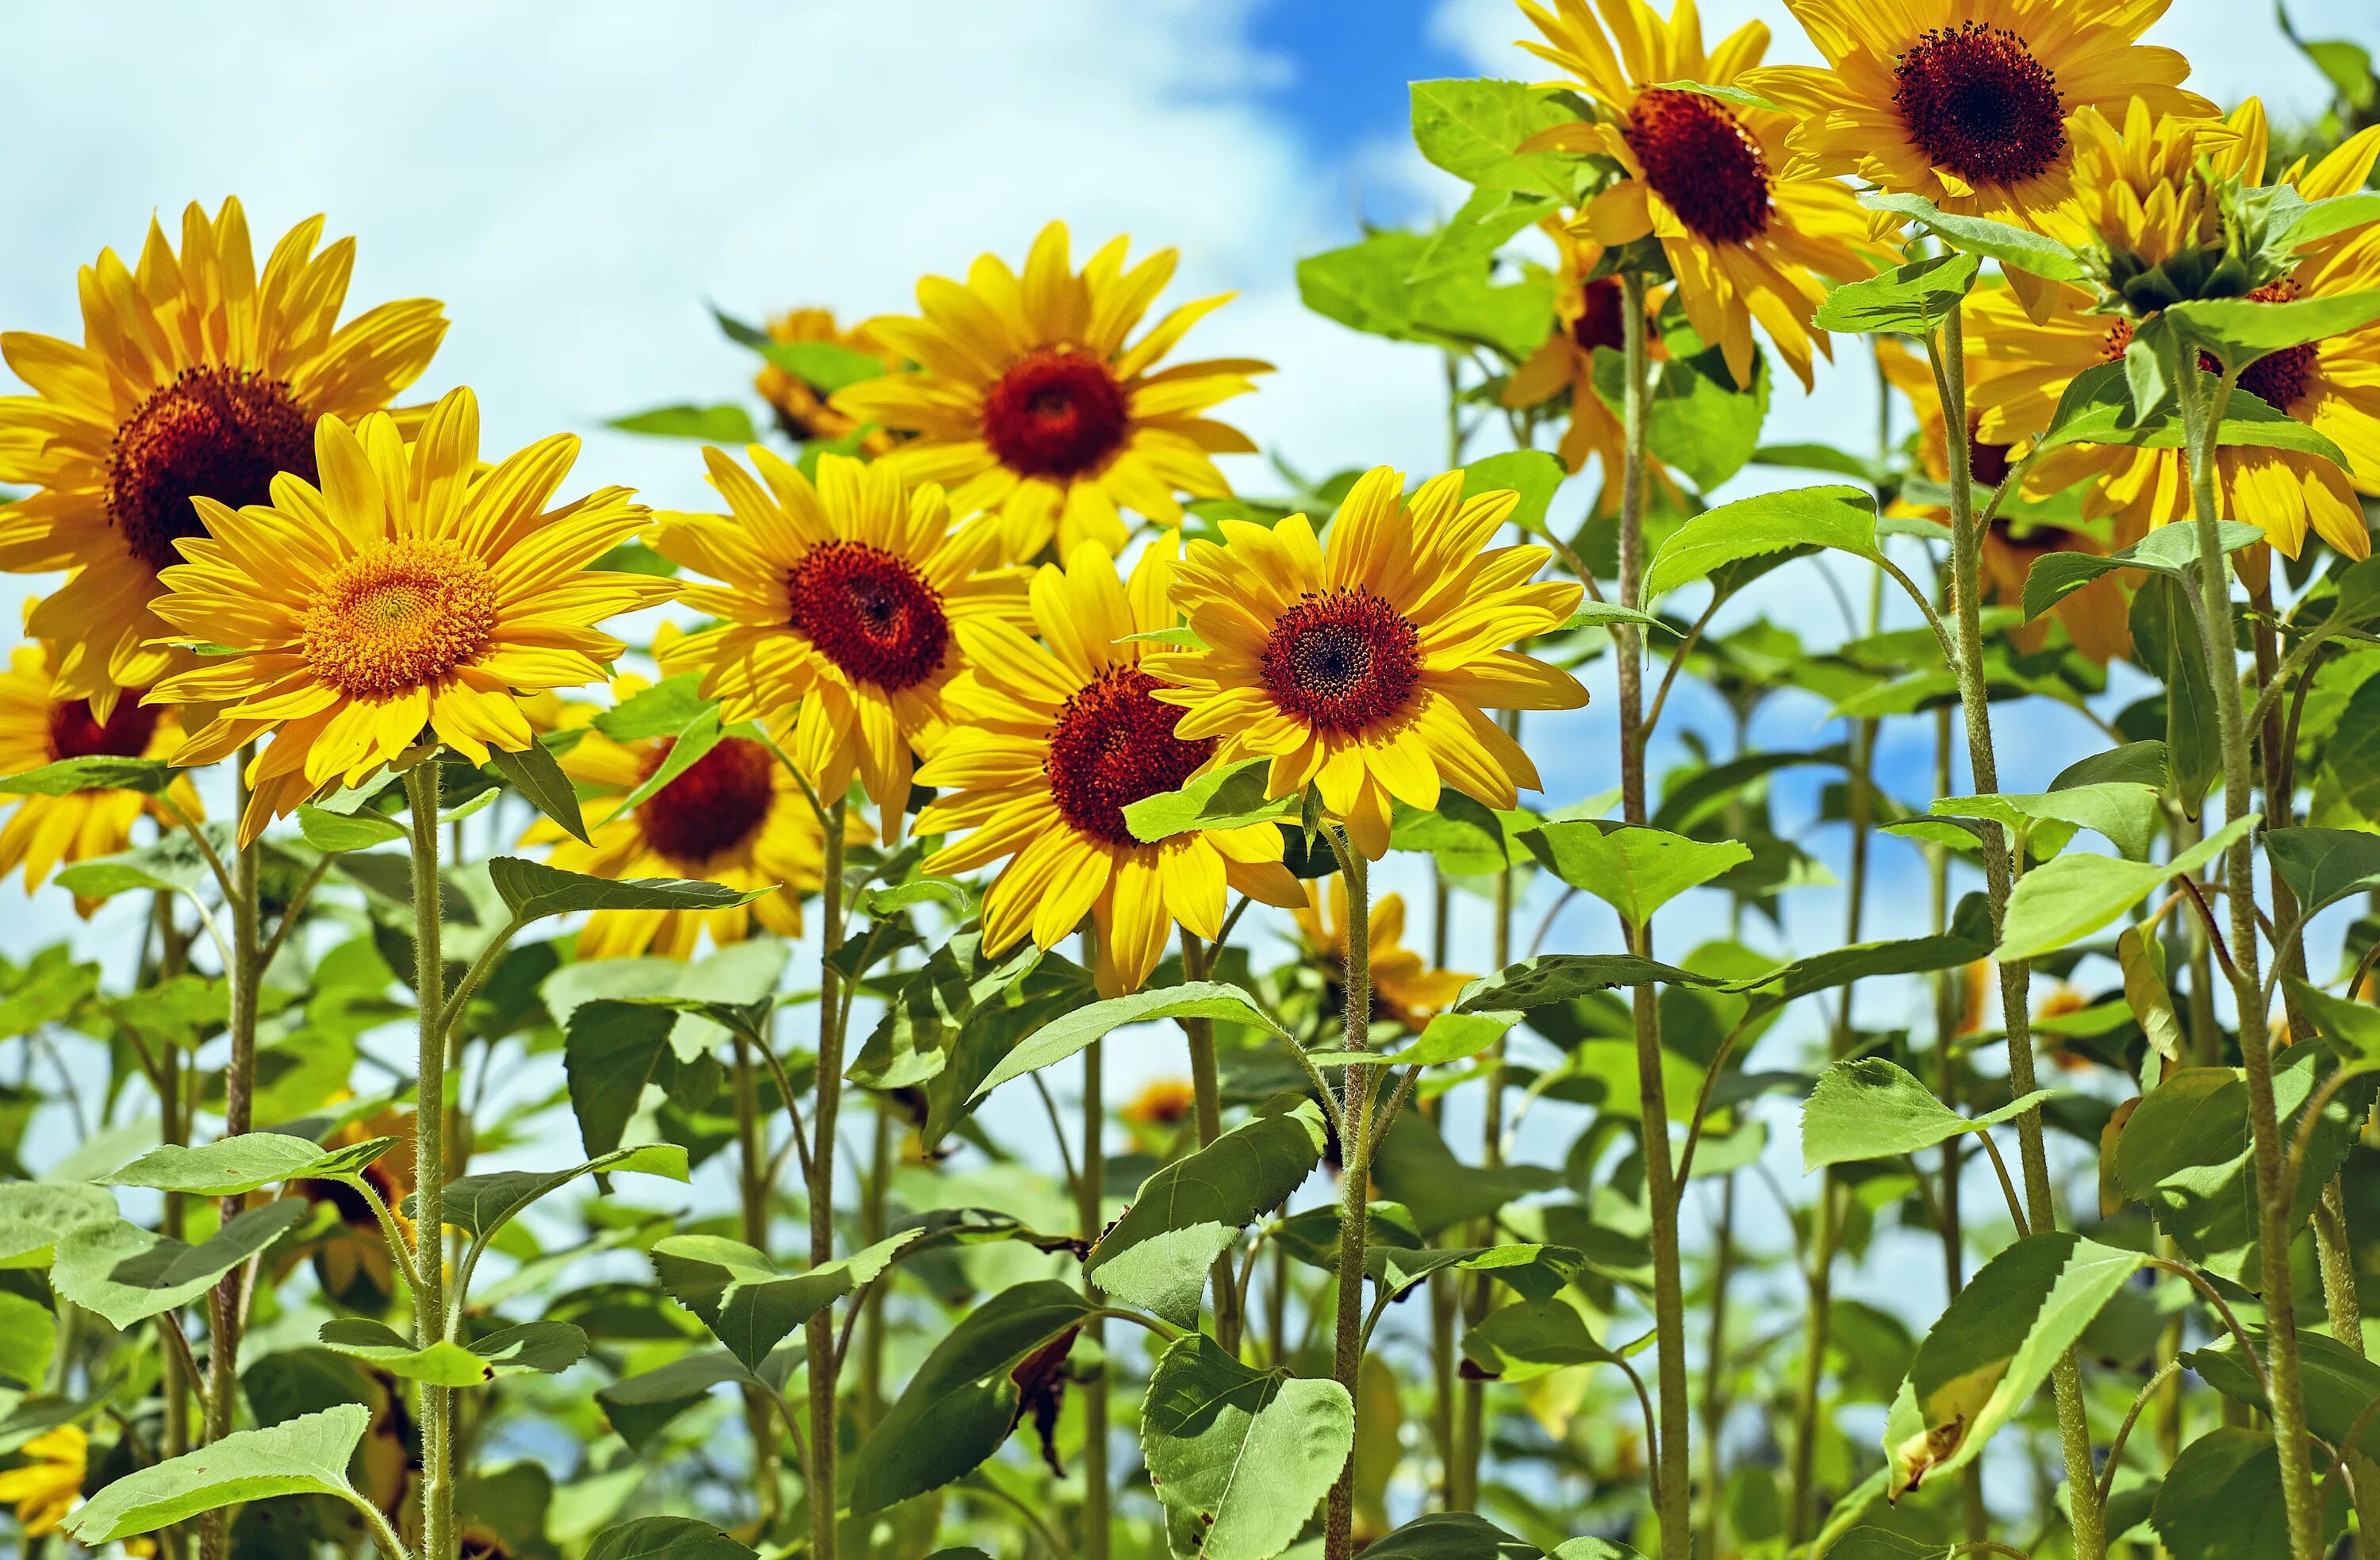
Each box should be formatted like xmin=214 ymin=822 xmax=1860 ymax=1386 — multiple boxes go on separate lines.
xmin=6 ymin=2 xmax=2380 ymax=1558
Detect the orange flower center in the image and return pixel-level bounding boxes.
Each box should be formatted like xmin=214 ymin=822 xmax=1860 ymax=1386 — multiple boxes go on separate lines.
xmin=981 ymin=348 xmax=1130 ymax=479
xmin=1260 ymin=588 xmax=1421 ymax=735
xmin=1042 ymin=667 xmax=1215 ymax=846
xmin=1571 ymin=276 xmax=1627 ymax=355
xmin=106 ymin=366 xmax=317 ymax=574
xmin=47 ymin=697 xmax=159 ymax=762
xmin=637 ymin=734 xmax=777 ymax=868
xmin=301 ymin=540 xmax=500 ymax=699
xmin=1622 ymin=88 xmax=1772 ymax=246
xmin=784 ymin=540 xmax=950 ymax=692
xmin=1894 ymin=23 xmax=2067 ymax=190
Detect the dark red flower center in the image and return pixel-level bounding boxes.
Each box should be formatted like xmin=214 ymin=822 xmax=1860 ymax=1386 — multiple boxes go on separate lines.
xmin=784 ymin=540 xmax=950 ymax=692
xmin=1894 ymin=23 xmax=2067 ymax=189
xmin=1622 ymin=88 xmax=1772 ymax=246
xmin=1571 ymin=277 xmax=1627 ymax=355
xmin=636 ymin=735 xmax=777 ymax=868
xmin=1043 ymin=667 xmax=1215 ymax=847
xmin=1966 ymin=415 xmax=2014 ymax=487
xmin=2217 ymin=281 xmax=2317 ymax=413
xmin=48 ymin=697 xmax=159 ymax=763
xmin=1991 ymin=518 xmax=2082 ymax=555
xmin=981 ymin=348 xmax=1130 ymax=481
xmin=106 ymin=366 xmax=317 ymax=574
xmin=1260 ymin=588 xmax=1422 ymax=735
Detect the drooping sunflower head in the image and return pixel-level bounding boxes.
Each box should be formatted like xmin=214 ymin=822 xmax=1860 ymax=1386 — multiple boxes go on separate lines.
xmin=147 ymin=386 xmax=670 ymax=843
xmin=1146 ymin=466 xmax=1587 ymax=859
xmin=651 ymin=448 xmax=1028 ymax=843
xmin=2068 ymin=96 xmax=2267 ymax=313
xmin=827 ymin=222 xmax=1268 ymax=560
xmin=0 ymin=197 xmax=447 ymax=709
xmin=754 ymin=306 xmax=901 ymax=451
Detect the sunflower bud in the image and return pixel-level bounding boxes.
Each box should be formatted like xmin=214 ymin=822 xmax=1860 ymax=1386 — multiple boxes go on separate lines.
xmin=2067 ymin=98 xmax=2267 ymax=316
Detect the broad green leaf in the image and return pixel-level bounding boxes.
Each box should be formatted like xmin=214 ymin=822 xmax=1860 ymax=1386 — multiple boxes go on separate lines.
xmin=1811 ymin=252 xmax=1980 ymax=334
xmin=1365 ymin=1513 xmax=1542 ymax=1560
xmin=1461 ymin=1298 xmax=1624 ymax=1383
xmin=1800 ymin=1059 xmax=2052 ymax=1171
xmin=2132 ymin=575 xmax=2221 ymax=811
xmin=2021 ymin=519 xmax=2265 ymax=621
xmin=1370 ymin=1111 xmax=1560 ymax=1235
xmin=0 ymin=755 xmax=174 ymax=796
xmin=98 ymin=1133 xmax=396 ymax=1197
xmin=1461 ymin=449 xmax=1567 ymax=536
xmin=1298 ymin=230 xmax=1556 ymax=361
xmin=565 ymin=999 xmax=718 ymax=1159
xmin=761 ymin=338 xmax=887 ymax=394
xmin=487 ymin=856 xmax=771 ymax=922
xmin=586 ymin=1516 xmax=761 ymax=1560
xmin=1994 ymin=814 xmax=2257 ymax=961
xmin=2167 ymin=290 xmax=2380 ymax=375
xmin=2283 ymin=190 xmax=2380 ymax=249
xmin=1087 ymin=1100 xmax=1326 ymax=1325
xmin=850 ymin=933 xmax=1045 ymax=1091
xmin=2188 ymin=1330 xmax=2380 ymax=1462
xmin=1725 ymin=893 xmax=1993 ymax=1006
xmin=2121 ymin=924 xmax=2185 ymax=1064
xmin=1652 ymin=78 xmax=1779 ymax=113
xmin=1560 ymin=601 xmax=1676 ymax=635
xmin=63 ymin=1404 xmax=370 ymax=1543
xmin=1860 ymin=191 xmax=2084 ymax=282
xmin=2051 ymin=740 xmax=2170 ymax=792
xmin=1890 ymin=1231 xmax=2145 ymax=1491
xmin=1142 ymin=1334 xmax=1353 ymax=1560
xmin=850 ymin=1279 xmax=1098 ymax=1512
xmin=605 ymin=708 xmax=724 ymax=821
xmin=1368 ymin=1243 xmax=1586 ymax=1303
xmin=1594 ymin=339 xmax=1772 ymax=490
xmin=1643 ymin=486 xmax=1878 ymax=600
xmin=971 ymin=981 xmax=1286 ymax=1101
xmin=1522 ymin=820 xmax=1751 ymax=928
xmin=1752 ymin=443 xmax=1888 ymax=484
xmin=597 ymin=1349 xmax=758 ymax=1452
xmin=51 ymin=1201 xmax=309 ymax=1327
xmin=606 ymin=404 xmax=760 ymax=444
xmin=317 ymin=1318 xmax=589 ymax=1385
xmin=1316 ymin=1009 xmax=1519 ymax=1068
xmin=1124 ymin=757 xmax=1299 ymax=841
xmin=2285 ymin=975 xmax=2380 ymax=1065
xmin=1389 ymin=790 xmax=1529 ymax=875
xmin=1652 ymin=744 xmax=1848 ymax=832
xmin=489 ymin=739 xmax=592 ymax=845
xmin=0 ymin=1291 xmax=56 ymax=1388
xmin=2034 ymin=359 xmax=2350 ymax=465
xmin=1408 ymin=79 xmax=1576 ymax=199
xmin=55 ymin=827 xmax=233 ymax=900
xmin=0 ymin=1182 xmax=128 ymax=1268
xmin=422 ymin=1143 xmax=690 ymax=1238
xmin=2263 ymin=826 xmax=2380 ymax=912
xmin=651 ymin=1230 xmax=919 ymax=1370
xmin=2148 ymin=1429 xmax=2304 ymax=1560
xmin=1455 ymin=954 xmax=1718 ymax=1014
xmin=298 ymin=804 xmax=407 ymax=853
xmin=1411 ymin=187 xmax=1560 ymax=286
xmin=1931 ymin=783 xmax=2163 ymax=862
xmin=597 ymin=674 xmax=715 ymax=742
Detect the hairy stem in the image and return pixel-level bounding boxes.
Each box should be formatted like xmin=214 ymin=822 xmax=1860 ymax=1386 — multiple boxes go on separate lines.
xmin=808 ymin=798 xmax=849 ymax=1560
xmin=402 ymin=760 xmax=455 ymax=1560
xmin=1323 ymin=843 xmax=1375 ymax=1560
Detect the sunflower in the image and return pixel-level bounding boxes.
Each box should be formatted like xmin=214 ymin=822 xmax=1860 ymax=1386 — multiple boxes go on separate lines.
xmin=147 ymin=386 xmax=671 ymax=843
xmin=1969 ymin=106 xmax=2380 ymax=560
xmin=0 ymin=632 xmax=202 ymax=907
xmin=2062 ymin=94 xmax=2253 ymax=301
xmin=1120 ymin=1078 xmax=1198 ymax=1131
xmin=652 ymin=449 xmax=1025 ymax=843
xmin=753 ymin=307 xmax=900 ymax=452
xmin=0 ymin=1426 xmax=85 ymax=1538
xmin=1749 ymin=0 xmax=2211 ymax=245
xmin=523 ymin=660 xmax=863 ymax=960
xmin=0 ymin=198 xmax=446 ymax=712
xmin=289 ymin=1105 xmax=416 ymax=1312
xmin=1290 ymin=875 xmax=1473 ymax=1035
xmin=828 ymin=222 xmax=1267 ymax=560
xmin=914 ymin=540 xmax=1303 ymax=996
xmin=1146 ymin=466 xmax=1587 ymax=859
xmin=1873 ymin=336 xmax=2131 ymax=663
xmin=1515 ymin=0 xmax=1888 ymax=390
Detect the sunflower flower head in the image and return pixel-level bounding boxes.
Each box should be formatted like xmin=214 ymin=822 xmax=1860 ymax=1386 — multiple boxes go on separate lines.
xmin=829 ymin=221 xmax=1268 ymax=561
xmin=0 ymin=198 xmax=447 ymax=713
xmin=1146 ymin=467 xmax=1587 ymax=859
xmin=2068 ymin=97 xmax=2269 ymax=314
xmin=0 ymin=1425 xmax=86 ymax=1537
xmin=754 ymin=307 xmax=900 ymax=452
xmin=148 ymin=386 xmax=671 ymax=843
xmin=1291 ymin=874 xmax=1473 ymax=1033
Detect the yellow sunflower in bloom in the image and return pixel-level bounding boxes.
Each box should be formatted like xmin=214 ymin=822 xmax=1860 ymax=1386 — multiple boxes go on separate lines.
xmin=1146 ymin=467 xmax=1587 ymax=859
xmin=2061 ymin=95 xmax=2251 ymax=283
xmin=1121 ymin=1078 xmax=1198 ymax=1131
xmin=753 ymin=307 xmax=900 ymax=452
xmin=1874 ymin=336 xmax=2131 ymax=663
xmin=0 ymin=198 xmax=446 ymax=710
xmin=1970 ymin=106 xmax=2380 ymax=560
xmin=1750 ymin=0 xmax=2210 ymax=241
xmin=148 ymin=386 xmax=670 ymax=843
xmin=915 ymin=541 xmax=1304 ymax=996
xmin=1515 ymin=0 xmax=1887 ymax=390
xmin=652 ymin=449 xmax=1026 ymax=843
xmin=1291 ymin=876 xmax=1472 ymax=1034
xmin=829 ymin=222 xmax=1267 ymax=560
xmin=0 ymin=1425 xmax=86 ymax=1537
xmin=0 ymin=632 xmax=202 ymax=906
xmin=523 ymin=663 xmax=862 ymax=960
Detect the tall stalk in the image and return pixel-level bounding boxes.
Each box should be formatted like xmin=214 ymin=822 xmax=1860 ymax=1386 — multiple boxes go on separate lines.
xmin=198 ymin=756 xmax=261 ymax=1560
xmin=1453 ymin=740 xmax=1516 ymax=1509
xmin=1928 ymin=306 xmax=2102 ymax=1559
xmin=2174 ymin=358 xmax=2321 ymax=1560
xmin=731 ymin=1030 xmax=782 ymax=1529
xmin=1322 ymin=843 xmax=1375 ymax=1560
xmin=404 ymin=759 xmax=455 ymax=1560
xmin=1079 ymin=1028 xmax=1110 ymax=1560
xmin=806 ymin=799 xmax=849 ymax=1560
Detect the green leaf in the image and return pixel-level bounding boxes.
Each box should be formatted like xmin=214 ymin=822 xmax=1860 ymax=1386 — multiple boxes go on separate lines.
xmin=1593 ymin=339 xmax=1771 ymax=490
xmin=2282 ymin=190 xmax=2380 ymax=249
xmin=2121 ymin=924 xmax=2186 ymax=1064
xmin=1124 ymin=758 xmax=1299 ymax=841
xmin=0 ymin=755 xmax=174 ymax=796
xmin=1461 ymin=449 xmax=1568 ymax=537
xmin=1890 ymin=1231 xmax=2146 ymax=1491
xmin=597 ymin=1350 xmax=757 ymax=1452
xmin=1331 ymin=1009 xmax=1520 ymax=1068
xmin=758 ymin=339 xmax=886 ymax=394
xmin=1298 ymin=230 xmax=1555 ymax=361
xmin=1522 ymin=820 xmax=1752 ymax=929
xmin=62 ymin=1404 xmax=371 ymax=1544
xmin=2263 ymin=826 xmax=2380 ymax=912
xmin=2034 ymin=360 xmax=2351 ymax=465
xmin=605 ymin=709 xmax=725 ymax=822
xmin=51 ymin=1201 xmax=309 ymax=1327
xmin=1408 ymin=79 xmax=1576 ymax=199
xmin=850 ymin=1279 xmax=1099 ymax=1512
xmin=2167 ymin=290 xmax=2380 ymax=375
xmin=1994 ymin=813 xmax=2258 ymax=961
xmin=2284 ymin=975 xmax=2380 ymax=1066
xmin=2021 ymin=519 xmax=2267 ymax=621
xmin=1365 ymin=1513 xmax=1542 ymax=1560
xmin=1643 ymin=486 xmax=1878 ymax=600
xmin=651 ymin=1231 xmax=919 ymax=1371
xmin=1368 ymin=1243 xmax=1586 ymax=1303
xmin=1860 ymin=191 xmax=2084 ymax=282
xmin=1931 ymin=783 xmax=2164 ymax=863
xmin=0 ymin=1290 xmax=55 ymax=1387
xmin=971 ymin=981 xmax=1287 ymax=1101
xmin=1753 ymin=443 xmax=1888 ymax=485
xmin=0 ymin=1182 xmax=117 ymax=1268
xmin=2148 ymin=1428 xmax=2302 ymax=1560
xmin=317 ymin=1318 xmax=590 ymax=1385
xmin=1725 ymin=893 xmax=1994 ymax=1005
xmin=1142 ymin=1334 xmax=1353 ymax=1560
xmin=596 ymin=674 xmax=716 ymax=743
xmin=2188 ymin=1329 xmax=2380 ymax=1462
xmin=296 ymin=804 xmax=406 ymax=853
xmin=1801 ymin=1059 xmax=2052 ymax=1171
xmin=565 ymin=1000 xmax=712 ymax=1160
xmin=1454 ymin=955 xmax=1718 ymax=1015
xmin=98 ymin=1133 xmax=395 ymax=1197
xmin=606 ymin=404 xmax=760 ymax=444
xmin=486 ymin=856 xmax=772 ymax=923
xmin=1460 ymin=1298 xmax=1624 ymax=1382
xmin=54 ymin=826 xmax=233 ymax=900
xmin=1087 ymin=1099 xmax=1326 ymax=1326
xmin=586 ymin=1516 xmax=760 ymax=1560
xmin=424 ymin=1143 xmax=690 ymax=1238
xmin=1651 ymin=78 xmax=1779 ymax=113
xmin=1370 ymin=1112 xmax=1561 ymax=1235
xmin=2132 ymin=575 xmax=2221 ymax=812
xmin=489 ymin=740 xmax=592 ymax=845
xmin=1811 ymin=252 xmax=1980 ymax=334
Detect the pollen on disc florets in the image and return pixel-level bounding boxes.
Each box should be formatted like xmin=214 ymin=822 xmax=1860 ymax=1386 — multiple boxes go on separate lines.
xmin=981 ymin=348 xmax=1132 ymax=480
xmin=1622 ymin=88 xmax=1773 ymax=247
xmin=107 ymin=366 xmax=317 ymax=573
xmin=46 ymin=697 xmax=160 ymax=764
xmin=784 ymin=540 xmax=951 ymax=692
xmin=1894 ymin=22 xmax=2067 ymax=190
xmin=637 ymin=735 xmax=777 ymax=868
xmin=300 ymin=540 xmax=500 ymax=700
xmin=1260 ymin=587 xmax=1423 ymax=735
xmin=1043 ymin=667 xmax=1215 ymax=847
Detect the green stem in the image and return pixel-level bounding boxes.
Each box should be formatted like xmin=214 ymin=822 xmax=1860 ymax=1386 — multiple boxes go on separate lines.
xmin=731 ymin=1029 xmax=784 ymax=1532
xmin=1453 ymin=720 xmax=1518 ymax=1510
xmin=858 ymin=1100 xmax=892 ymax=1431
xmin=196 ymin=752 xmax=259 ymax=1560
xmin=1178 ymin=932 xmax=1242 ymax=1353
xmin=808 ymin=798 xmax=849 ymax=1560
xmin=1079 ymin=1028 xmax=1110 ymax=1560
xmin=402 ymin=759 xmax=455 ymax=1560
xmin=1698 ymin=1174 xmax=1736 ymax=1560
xmin=1322 ymin=841 xmax=1375 ymax=1560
